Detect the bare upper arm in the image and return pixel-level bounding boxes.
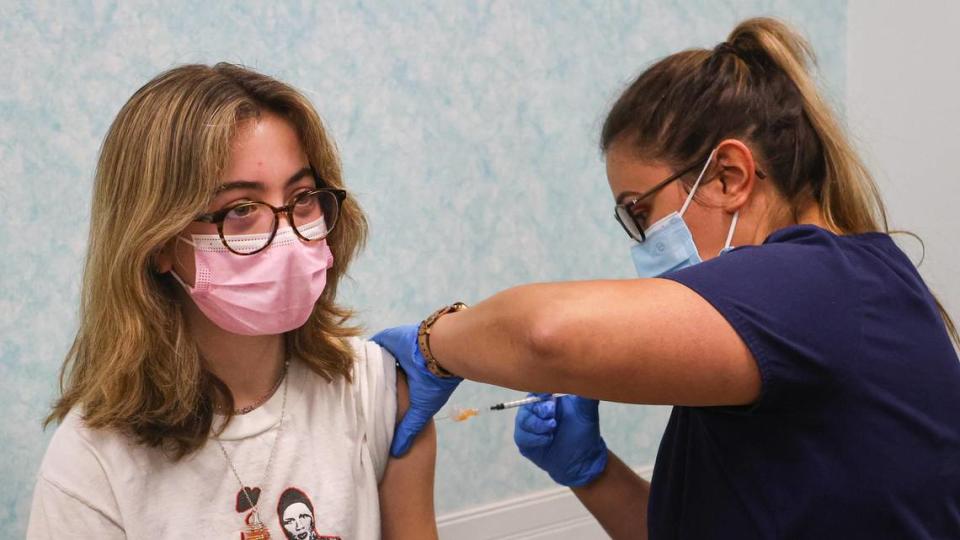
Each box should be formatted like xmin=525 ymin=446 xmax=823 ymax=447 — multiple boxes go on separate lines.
xmin=529 ymin=278 xmax=762 ymax=406
xmin=378 ymin=369 xmax=438 ymax=540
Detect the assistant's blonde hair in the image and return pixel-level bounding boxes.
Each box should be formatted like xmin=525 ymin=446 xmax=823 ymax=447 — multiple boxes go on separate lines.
xmin=47 ymin=63 xmax=369 ymax=457
xmin=602 ymin=17 xmax=958 ymax=346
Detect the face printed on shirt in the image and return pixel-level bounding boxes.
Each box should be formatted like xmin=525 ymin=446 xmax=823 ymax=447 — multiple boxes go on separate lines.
xmin=276 ymin=487 xmax=341 ymax=540
xmin=282 ymin=501 xmax=315 ymax=540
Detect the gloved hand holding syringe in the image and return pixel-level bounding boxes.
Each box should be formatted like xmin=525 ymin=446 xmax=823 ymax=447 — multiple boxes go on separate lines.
xmin=438 ymin=393 xmax=569 ymax=422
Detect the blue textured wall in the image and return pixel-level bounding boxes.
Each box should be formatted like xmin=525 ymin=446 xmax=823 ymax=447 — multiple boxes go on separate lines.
xmin=0 ymin=1 xmax=846 ymax=533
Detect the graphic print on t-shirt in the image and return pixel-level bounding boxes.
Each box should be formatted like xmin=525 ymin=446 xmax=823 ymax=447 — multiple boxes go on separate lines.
xmin=236 ymin=486 xmax=262 ymax=512
xmin=276 ymin=487 xmax=341 ymax=540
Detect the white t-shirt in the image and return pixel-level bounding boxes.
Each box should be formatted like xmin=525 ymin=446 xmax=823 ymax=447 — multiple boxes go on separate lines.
xmin=27 ymin=338 xmax=397 ymax=540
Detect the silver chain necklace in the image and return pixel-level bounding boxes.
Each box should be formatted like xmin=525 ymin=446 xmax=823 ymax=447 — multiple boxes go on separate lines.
xmin=215 ymin=360 xmax=290 ymax=539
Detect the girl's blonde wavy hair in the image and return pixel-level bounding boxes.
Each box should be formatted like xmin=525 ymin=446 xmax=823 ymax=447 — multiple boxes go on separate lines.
xmin=46 ymin=63 xmax=368 ymax=458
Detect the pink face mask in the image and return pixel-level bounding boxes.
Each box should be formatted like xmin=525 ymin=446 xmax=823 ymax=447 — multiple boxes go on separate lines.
xmin=171 ymin=222 xmax=334 ymax=336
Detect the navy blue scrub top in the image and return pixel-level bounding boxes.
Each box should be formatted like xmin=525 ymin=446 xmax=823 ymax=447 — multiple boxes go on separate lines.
xmin=650 ymin=225 xmax=960 ymax=539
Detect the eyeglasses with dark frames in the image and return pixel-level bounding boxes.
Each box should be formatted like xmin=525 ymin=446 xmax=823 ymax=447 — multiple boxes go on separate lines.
xmin=614 ymin=159 xmax=765 ymax=243
xmin=194 ymin=172 xmax=347 ymax=255
xmin=614 ymin=162 xmax=700 ymax=243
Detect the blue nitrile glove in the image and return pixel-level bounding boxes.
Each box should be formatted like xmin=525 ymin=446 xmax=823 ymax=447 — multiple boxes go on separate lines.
xmin=514 ymin=393 xmax=608 ymax=487
xmin=372 ymin=324 xmax=463 ymax=457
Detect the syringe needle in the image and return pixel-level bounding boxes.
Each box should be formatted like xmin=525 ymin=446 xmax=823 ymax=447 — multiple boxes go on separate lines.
xmin=436 ymin=394 xmax=569 ymax=424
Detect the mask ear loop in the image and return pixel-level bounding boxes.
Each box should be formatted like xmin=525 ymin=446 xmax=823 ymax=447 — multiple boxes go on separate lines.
xmin=679 ymin=147 xmax=720 ymax=217
xmin=169 ymin=235 xmax=196 ymax=291
xmin=722 ymin=211 xmax=740 ymax=253
xmin=177 ymin=234 xmax=197 ymax=248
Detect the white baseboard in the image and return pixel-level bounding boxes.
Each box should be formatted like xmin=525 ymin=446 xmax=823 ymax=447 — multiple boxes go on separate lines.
xmin=437 ymin=465 xmax=654 ymax=540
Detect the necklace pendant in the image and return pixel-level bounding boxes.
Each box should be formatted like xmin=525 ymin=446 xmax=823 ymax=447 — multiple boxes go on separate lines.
xmin=244 ymin=522 xmax=270 ymax=540
xmin=244 ymin=513 xmax=270 ymax=540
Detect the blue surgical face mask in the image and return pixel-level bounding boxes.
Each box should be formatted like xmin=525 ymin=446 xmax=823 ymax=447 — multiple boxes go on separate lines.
xmin=630 ymin=148 xmax=739 ymax=278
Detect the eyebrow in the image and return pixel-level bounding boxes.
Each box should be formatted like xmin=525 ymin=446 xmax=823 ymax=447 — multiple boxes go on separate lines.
xmin=613 ymin=161 xmax=704 ymax=207
xmin=215 ymin=167 xmax=314 ymax=194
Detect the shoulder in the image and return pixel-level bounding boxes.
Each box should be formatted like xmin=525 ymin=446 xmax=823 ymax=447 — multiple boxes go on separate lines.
xmin=662 ymin=226 xmax=885 ymax=407
xmin=667 ymin=225 xmax=871 ymax=302
xmin=346 ymin=337 xmax=398 ymax=479
xmin=721 ymin=224 xmax=863 ymax=269
xmin=36 ymin=410 xmax=127 ymax=521
xmin=41 ymin=410 xmax=125 ymax=476
xmin=346 ymin=337 xmax=398 ymax=385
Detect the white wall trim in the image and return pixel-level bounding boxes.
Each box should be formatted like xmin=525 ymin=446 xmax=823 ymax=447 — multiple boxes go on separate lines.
xmin=437 ymin=465 xmax=654 ymax=540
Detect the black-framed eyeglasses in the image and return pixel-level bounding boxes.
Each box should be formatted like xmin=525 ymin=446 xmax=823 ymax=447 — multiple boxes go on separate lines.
xmin=614 ymin=162 xmax=702 ymax=243
xmin=614 ymin=159 xmax=766 ymax=243
xmin=195 ymin=185 xmax=347 ymax=256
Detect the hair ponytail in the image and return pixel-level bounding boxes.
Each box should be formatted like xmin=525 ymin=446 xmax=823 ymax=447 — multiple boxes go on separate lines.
xmin=601 ymin=17 xmax=958 ymax=348
xmin=726 ymin=18 xmax=887 ymax=234
xmin=729 ymin=19 xmax=957 ymax=347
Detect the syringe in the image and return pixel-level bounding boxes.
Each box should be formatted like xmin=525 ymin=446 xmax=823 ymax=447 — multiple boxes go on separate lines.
xmin=489 ymin=393 xmax=569 ymax=410
xmin=440 ymin=393 xmax=568 ymax=423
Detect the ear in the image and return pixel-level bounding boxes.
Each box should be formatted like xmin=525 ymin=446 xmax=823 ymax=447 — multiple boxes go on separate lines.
xmin=713 ymin=139 xmax=760 ymax=213
xmin=154 ymin=240 xmax=176 ymax=274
